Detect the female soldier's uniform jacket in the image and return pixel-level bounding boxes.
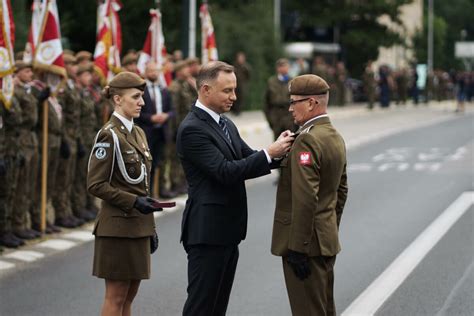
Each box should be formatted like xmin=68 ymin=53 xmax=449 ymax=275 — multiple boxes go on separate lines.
xmin=87 ymin=114 xmax=155 ymax=238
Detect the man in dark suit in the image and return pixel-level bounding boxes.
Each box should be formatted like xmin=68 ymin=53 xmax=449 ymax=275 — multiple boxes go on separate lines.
xmin=177 ymin=61 xmax=294 ymax=316
xmin=136 ymin=62 xmax=175 ymax=198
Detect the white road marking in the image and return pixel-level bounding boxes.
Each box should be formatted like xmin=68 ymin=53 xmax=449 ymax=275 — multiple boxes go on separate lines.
xmin=413 ymin=162 xmax=442 ymax=172
xmin=0 ymin=260 xmax=15 ymax=270
xmin=36 ymin=239 xmax=77 ymax=251
xmin=348 ymin=163 xmax=373 ymax=172
xmin=63 ymin=231 xmax=95 ymax=242
xmin=4 ymin=250 xmax=45 ymax=262
xmin=342 ymin=191 xmax=474 ymax=316
xmin=378 ymin=163 xmax=410 ymax=172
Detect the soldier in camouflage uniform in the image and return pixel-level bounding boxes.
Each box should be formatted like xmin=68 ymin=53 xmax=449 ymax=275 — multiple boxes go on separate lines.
xmin=0 ymin=98 xmax=26 ymax=248
xmin=12 ymin=62 xmax=43 ymax=237
xmin=71 ymin=64 xmax=99 ymax=219
xmin=264 ymin=58 xmax=296 ymax=140
xmin=363 ymin=61 xmax=377 ymax=109
xmin=335 ymin=62 xmax=347 ymax=106
xmin=0 ymin=94 xmax=27 ymax=247
xmin=168 ymin=61 xmax=197 ymax=194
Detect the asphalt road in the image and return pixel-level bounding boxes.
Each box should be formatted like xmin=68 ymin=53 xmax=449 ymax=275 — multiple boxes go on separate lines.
xmin=0 ymin=111 xmax=472 ymax=316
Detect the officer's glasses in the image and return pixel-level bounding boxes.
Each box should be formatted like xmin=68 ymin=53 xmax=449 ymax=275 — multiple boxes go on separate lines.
xmin=289 ymin=97 xmax=312 ymax=105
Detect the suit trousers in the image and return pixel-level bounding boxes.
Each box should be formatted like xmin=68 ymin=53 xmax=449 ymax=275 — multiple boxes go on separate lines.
xmin=283 ymin=255 xmax=336 ymax=316
xmin=149 ymin=127 xmax=166 ymax=193
xmin=183 ymin=244 xmax=239 ymax=316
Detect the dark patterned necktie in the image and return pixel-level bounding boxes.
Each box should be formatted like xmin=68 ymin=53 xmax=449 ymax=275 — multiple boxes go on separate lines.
xmin=219 ymin=116 xmax=231 ymax=143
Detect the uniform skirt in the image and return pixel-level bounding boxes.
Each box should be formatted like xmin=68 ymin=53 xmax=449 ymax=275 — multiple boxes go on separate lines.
xmin=93 ymin=236 xmax=150 ymax=280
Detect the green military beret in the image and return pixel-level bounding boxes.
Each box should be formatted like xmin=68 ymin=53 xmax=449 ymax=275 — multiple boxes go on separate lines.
xmin=174 ymin=60 xmax=189 ymax=72
xmin=76 ymin=63 xmax=93 ymax=76
xmin=63 ymin=53 xmax=77 ymax=65
xmin=289 ymin=74 xmax=330 ymax=95
xmin=276 ymin=58 xmax=289 ymax=67
xmin=14 ymin=60 xmax=32 ymax=73
xmin=76 ymin=50 xmax=92 ymax=63
xmin=185 ymin=57 xmax=200 ymax=66
xmin=108 ymin=71 xmax=146 ymax=90
xmin=122 ymin=53 xmax=138 ymax=66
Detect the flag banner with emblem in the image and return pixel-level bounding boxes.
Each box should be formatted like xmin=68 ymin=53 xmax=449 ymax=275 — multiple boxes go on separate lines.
xmin=23 ymin=0 xmax=45 ymax=64
xmin=94 ymin=0 xmax=122 ymax=85
xmin=200 ymin=3 xmax=218 ymax=65
xmin=137 ymin=8 xmax=169 ymax=87
xmin=0 ymin=0 xmax=15 ymax=109
xmin=32 ymin=0 xmax=66 ymax=79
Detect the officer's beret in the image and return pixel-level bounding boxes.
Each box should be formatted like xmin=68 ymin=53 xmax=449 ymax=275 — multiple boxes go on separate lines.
xmin=76 ymin=50 xmax=92 ymax=63
xmin=76 ymin=63 xmax=93 ymax=76
xmin=174 ymin=61 xmax=189 ymax=72
xmin=63 ymin=49 xmax=75 ymax=56
xmin=63 ymin=54 xmax=77 ymax=65
xmin=276 ymin=58 xmax=289 ymax=67
xmin=108 ymin=71 xmax=146 ymax=90
xmin=122 ymin=53 xmax=138 ymax=66
xmin=185 ymin=57 xmax=200 ymax=66
xmin=15 ymin=60 xmax=32 ymax=73
xmin=289 ymin=74 xmax=330 ymax=96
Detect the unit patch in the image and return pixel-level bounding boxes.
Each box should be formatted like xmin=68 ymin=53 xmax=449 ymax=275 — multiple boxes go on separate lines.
xmin=95 ymin=147 xmax=107 ymax=160
xmin=299 ymin=152 xmax=311 ymax=165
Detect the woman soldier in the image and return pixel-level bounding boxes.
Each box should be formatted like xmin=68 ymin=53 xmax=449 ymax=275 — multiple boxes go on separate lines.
xmin=87 ymin=72 xmax=163 ymax=316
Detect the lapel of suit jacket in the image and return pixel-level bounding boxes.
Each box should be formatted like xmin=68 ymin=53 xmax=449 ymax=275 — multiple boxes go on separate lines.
xmin=192 ymin=106 xmax=238 ymax=158
xmin=222 ymin=115 xmax=242 ymax=159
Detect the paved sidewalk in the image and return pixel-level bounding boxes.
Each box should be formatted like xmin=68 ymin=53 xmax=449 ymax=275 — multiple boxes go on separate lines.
xmin=1 ymin=100 xmax=471 ymax=273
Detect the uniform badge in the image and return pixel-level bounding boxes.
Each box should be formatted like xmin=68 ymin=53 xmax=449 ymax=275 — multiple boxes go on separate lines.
xmin=95 ymin=147 xmax=107 ymax=160
xmin=145 ymin=151 xmax=149 ymax=158
xmin=299 ymin=152 xmax=311 ymax=166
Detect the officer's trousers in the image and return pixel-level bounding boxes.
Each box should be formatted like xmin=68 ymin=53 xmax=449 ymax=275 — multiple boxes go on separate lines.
xmin=71 ymin=142 xmax=92 ymax=214
xmin=53 ymin=141 xmax=77 ymax=219
xmin=283 ymin=255 xmax=337 ymax=316
xmin=6 ymin=155 xmax=20 ymax=233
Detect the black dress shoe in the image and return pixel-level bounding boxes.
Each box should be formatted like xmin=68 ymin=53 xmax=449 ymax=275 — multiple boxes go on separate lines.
xmin=0 ymin=233 xmax=21 ymax=248
xmin=14 ymin=230 xmax=37 ymax=240
xmin=47 ymin=223 xmax=62 ymax=233
xmin=69 ymin=215 xmax=85 ymax=227
xmin=75 ymin=210 xmax=96 ymax=222
xmin=55 ymin=217 xmax=76 ymax=228
xmin=26 ymin=228 xmax=42 ymax=238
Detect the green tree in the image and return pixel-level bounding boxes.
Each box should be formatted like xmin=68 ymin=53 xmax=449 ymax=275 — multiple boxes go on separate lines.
xmin=283 ymin=0 xmax=413 ymax=76
xmin=412 ymin=15 xmax=447 ymax=69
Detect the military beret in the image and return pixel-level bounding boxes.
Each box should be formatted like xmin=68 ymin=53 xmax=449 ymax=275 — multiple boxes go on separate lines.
xmin=174 ymin=60 xmax=189 ymax=72
xmin=185 ymin=57 xmax=200 ymax=66
xmin=289 ymin=74 xmax=330 ymax=96
xmin=122 ymin=53 xmax=138 ymax=66
xmin=14 ymin=60 xmax=32 ymax=73
xmin=76 ymin=63 xmax=93 ymax=76
xmin=108 ymin=71 xmax=146 ymax=90
xmin=63 ymin=49 xmax=75 ymax=56
xmin=15 ymin=51 xmax=25 ymax=60
xmin=76 ymin=50 xmax=92 ymax=62
xmin=63 ymin=54 xmax=77 ymax=65
xmin=276 ymin=58 xmax=289 ymax=67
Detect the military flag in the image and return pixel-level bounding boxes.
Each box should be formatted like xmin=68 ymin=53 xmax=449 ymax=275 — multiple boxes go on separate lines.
xmin=0 ymin=0 xmax=14 ymax=109
xmin=137 ymin=7 xmax=169 ymax=86
xmin=94 ymin=0 xmax=122 ymax=85
xmin=23 ymin=0 xmax=45 ymax=64
xmin=200 ymin=2 xmax=218 ymax=65
xmin=31 ymin=0 xmax=66 ymax=79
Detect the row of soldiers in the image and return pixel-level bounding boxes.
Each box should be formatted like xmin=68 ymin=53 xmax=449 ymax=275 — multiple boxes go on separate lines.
xmin=0 ymin=50 xmax=202 ymax=252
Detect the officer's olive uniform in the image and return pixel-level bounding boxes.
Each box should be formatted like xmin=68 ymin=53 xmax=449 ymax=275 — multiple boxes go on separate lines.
xmin=53 ymin=80 xmax=81 ymax=221
xmin=12 ymin=83 xmax=39 ymax=231
xmin=88 ymin=115 xmax=155 ymax=280
xmin=363 ymin=68 xmax=377 ymax=109
xmin=4 ymin=97 xmax=23 ymax=235
xmin=264 ymin=76 xmax=295 ymax=139
xmin=71 ymin=88 xmax=98 ymax=215
xmin=0 ymin=100 xmax=9 ymax=239
xmin=32 ymin=84 xmax=63 ymax=224
xmin=168 ymin=78 xmax=197 ymax=192
xmin=271 ymin=75 xmax=348 ymax=316
xmin=335 ymin=69 xmax=346 ymax=106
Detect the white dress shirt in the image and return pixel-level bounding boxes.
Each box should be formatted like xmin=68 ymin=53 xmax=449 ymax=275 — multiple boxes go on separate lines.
xmin=113 ymin=111 xmax=133 ymax=133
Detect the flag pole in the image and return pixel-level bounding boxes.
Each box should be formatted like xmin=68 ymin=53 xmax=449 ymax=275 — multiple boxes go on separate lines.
xmin=40 ymin=99 xmax=49 ymax=232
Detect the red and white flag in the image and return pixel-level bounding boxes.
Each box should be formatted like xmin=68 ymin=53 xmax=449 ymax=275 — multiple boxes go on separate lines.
xmin=31 ymin=0 xmax=66 ymax=79
xmin=94 ymin=0 xmax=122 ymax=85
xmin=200 ymin=3 xmax=218 ymax=65
xmin=137 ymin=8 xmax=169 ymax=86
xmin=23 ymin=0 xmax=45 ymax=64
xmin=0 ymin=0 xmax=15 ymax=109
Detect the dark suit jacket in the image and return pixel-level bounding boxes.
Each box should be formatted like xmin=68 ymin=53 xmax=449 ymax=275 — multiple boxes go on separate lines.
xmin=177 ymin=105 xmax=276 ymax=246
xmin=135 ymin=85 xmax=173 ymax=141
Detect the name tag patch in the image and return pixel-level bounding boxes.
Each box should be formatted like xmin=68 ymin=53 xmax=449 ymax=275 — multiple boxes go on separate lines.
xmin=94 ymin=142 xmax=111 ymax=148
xmin=299 ymin=152 xmax=311 ymax=165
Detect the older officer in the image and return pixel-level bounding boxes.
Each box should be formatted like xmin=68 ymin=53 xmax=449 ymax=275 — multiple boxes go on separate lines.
xmin=271 ymin=74 xmax=348 ymax=316
xmin=87 ymin=72 xmax=163 ymax=316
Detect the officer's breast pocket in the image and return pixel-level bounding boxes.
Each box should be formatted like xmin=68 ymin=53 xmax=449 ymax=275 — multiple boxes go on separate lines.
xmin=122 ymin=152 xmax=141 ymax=178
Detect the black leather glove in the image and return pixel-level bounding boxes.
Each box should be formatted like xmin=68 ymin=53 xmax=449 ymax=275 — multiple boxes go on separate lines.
xmin=37 ymin=87 xmax=51 ymax=104
xmin=150 ymin=230 xmax=159 ymax=254
xmin=134 ymin=197 xmax=163 ymax=214
xmin=0 ymin=158 xmax=6 ymax=176
xmin=286 ymin=250 xmax=311 ymax=281
xmin=60 ymin=139 xmax=71 ymax=159
xmin=77 ymin=139 xmax=86 ymax=158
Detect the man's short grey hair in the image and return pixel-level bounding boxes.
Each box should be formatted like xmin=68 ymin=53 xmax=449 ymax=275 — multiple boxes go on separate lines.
xmin=196 ymin=61 xmax=234 ymax=90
